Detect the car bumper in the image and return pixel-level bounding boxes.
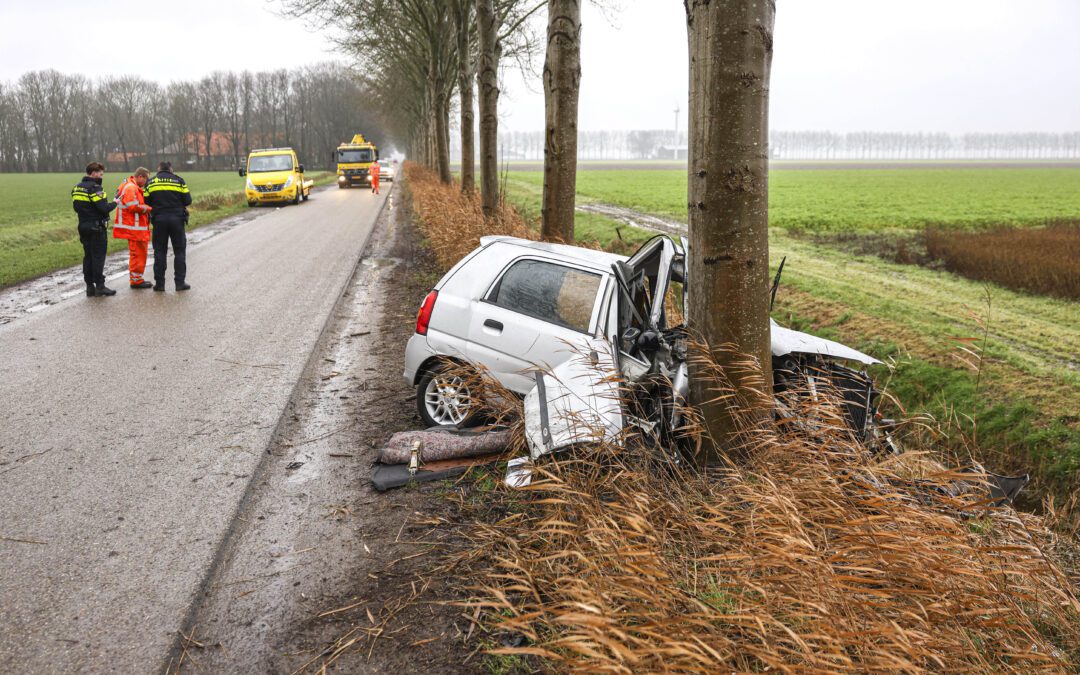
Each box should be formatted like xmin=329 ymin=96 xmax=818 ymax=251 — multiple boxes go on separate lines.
xmin=337 ymin=175 xmax=370 ymax=186
xmin=403 ymin=333 xmax=432 ymax=386
xmin=246 ymin=189 xmax=296 ymax=203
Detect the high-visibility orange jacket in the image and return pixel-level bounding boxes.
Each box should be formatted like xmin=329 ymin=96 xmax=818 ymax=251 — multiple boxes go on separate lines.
xmin=113 ymin=177 xmax=152 ymax=241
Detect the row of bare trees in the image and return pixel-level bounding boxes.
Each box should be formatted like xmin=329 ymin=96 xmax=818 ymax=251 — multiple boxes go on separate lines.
xmin=284 ymin=0 xmax=583 ymax=226
xmin=0 ymin=64 xmax=382 ymax=173
xmin=454 ymin=129 xmax=1080 ymax=161
xmin=285 ymin=0 xmax=544 ymax=217
xmin=772 ymin=130 xmax=1080 ymax=160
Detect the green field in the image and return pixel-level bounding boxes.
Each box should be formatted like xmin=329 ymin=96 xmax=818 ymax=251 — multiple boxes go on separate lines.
xmin=509 ymin=167 xmax=1080 ymax=232
xmin=503 ymin=167 xmax=1080 ymax=499
xmin=0 ymin=171 xmax=333 ymax=288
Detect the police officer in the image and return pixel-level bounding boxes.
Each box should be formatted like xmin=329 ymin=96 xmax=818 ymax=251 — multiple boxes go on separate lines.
xmin=72 ymin=162 xmax=118 ymax=297
xmin=144 ymin=161 xmax=192 ymax=291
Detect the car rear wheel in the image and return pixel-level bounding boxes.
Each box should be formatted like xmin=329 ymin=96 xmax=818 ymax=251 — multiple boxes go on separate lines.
xmin=302 ymin=186 xmax=310 ymax=201
xmin=416 ymin=364 xmax=478 ymax=428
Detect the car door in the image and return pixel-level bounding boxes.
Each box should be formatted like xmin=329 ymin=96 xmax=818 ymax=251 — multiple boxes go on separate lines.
xmin=466 ymin=257 xmax=606 ymax=394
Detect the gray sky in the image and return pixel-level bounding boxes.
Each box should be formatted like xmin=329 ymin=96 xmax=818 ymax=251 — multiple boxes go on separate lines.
xmin=2 ymin=0 xmax=1077 ymax=134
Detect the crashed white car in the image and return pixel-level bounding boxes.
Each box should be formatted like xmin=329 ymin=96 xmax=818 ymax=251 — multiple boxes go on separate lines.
xmin=402 ymin=235 xmax=889 ymax=453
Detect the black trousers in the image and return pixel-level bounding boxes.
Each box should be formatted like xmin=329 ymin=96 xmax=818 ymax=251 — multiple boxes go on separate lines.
xmin=152 ymin=215 xmax=187 ymax=286
xmin=78 ymin=223 xmax=108 ymax=286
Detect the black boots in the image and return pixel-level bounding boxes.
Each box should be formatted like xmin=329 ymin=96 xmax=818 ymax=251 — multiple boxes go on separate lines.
xmin=93 ymin=284 xmax=116 ymax=297
xmin=86 ymin=284 xmax=95 ymax=297
xmin=176 ymin=282 xmax=191 ymax=291
xmin=131 ymin=281 xmax=154 ymax=289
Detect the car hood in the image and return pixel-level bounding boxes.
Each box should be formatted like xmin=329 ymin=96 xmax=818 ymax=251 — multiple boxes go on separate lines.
xmin=248 ymin=170 xmax=294 ymax=184
xmin=770 ymin=319 xmax=880 ymax=365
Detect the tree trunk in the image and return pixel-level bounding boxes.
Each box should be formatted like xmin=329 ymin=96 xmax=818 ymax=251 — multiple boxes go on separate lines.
xmin=476 ymin=0 xmax=500 ymax=218
xmin=685 ymin=0 xmax=775 ymax=459
xmin=457 ymin=2 xmax=476 ymax=195
xmin=436 ymin=92 xmax=453 ymax=183
xmin=540 ymin=0 xmax=582 ymax=243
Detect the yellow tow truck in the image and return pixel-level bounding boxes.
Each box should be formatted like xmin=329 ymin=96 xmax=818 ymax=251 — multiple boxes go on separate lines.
xmin=240 ymin=147 xmax=313 ymax=206
xmin=335 ymin=134 xmax=379 ymax=188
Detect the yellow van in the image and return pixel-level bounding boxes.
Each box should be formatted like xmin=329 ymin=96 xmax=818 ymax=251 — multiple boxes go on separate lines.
xmin=240 ymin=147 xmax=313 ymax=206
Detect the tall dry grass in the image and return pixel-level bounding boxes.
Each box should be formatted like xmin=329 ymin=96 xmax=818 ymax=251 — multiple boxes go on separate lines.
xmin=924 ymin=222 xmax=1080 ymax=299
xmin=445 ymin=352 xmax=1080 ymax=673
xmin=404 ymin=162 xmax=535 ymax=269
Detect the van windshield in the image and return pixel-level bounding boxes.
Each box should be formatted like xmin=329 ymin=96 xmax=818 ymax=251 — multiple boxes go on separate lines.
xmin=248 ymin=154 xmax=293 ymax=172
xmin=338 ymin=149 xmax=373 ymax=164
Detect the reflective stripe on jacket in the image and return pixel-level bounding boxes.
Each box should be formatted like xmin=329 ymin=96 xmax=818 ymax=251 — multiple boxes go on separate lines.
xmin=72 ymin=175 xmax=116 ymax=226
xmin=113 ymin=177 xmax=152 ymax=241
xmin=144 ymin=171 xmax=192 ymax=218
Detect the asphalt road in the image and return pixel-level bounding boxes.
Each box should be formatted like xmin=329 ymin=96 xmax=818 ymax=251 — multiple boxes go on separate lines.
xmin=0 ymin=185 xmax=386 ymax=672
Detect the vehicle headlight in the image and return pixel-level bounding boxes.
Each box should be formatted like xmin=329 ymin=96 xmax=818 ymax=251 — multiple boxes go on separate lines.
xmin=246 ymin=179 xmax=255 ymax=190
xmin=284 ymin=175 xmax=294 ymax=188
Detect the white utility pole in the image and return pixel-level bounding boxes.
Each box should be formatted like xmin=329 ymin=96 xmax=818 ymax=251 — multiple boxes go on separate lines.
xmin=673 ymin=104 xmax=680 ymax=159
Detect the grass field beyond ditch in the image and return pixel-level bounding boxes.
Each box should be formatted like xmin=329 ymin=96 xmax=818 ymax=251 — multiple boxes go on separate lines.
xmin=0 ymin=171 xmax=332 ymax=287
xmin=509 ymin=167 xmax=1080 ymax=232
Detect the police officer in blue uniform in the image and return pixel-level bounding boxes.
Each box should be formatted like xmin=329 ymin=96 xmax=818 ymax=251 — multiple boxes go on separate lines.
xmin=71 ymin=162 xmax=118 ymax=297
xmin=144 ymin=161 xmax=193 ymax=291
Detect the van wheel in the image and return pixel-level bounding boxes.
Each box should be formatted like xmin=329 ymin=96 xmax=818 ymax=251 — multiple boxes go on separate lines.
xmin=416 ymin=364 xmax=479 ymax=429
xmin=293 ymin=186 xmax=302 ymax=205
xmin=302 ymin=187 xmax=310 ymax=201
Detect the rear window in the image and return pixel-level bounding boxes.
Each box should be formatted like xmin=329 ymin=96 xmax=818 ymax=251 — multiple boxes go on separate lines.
xmin=489 ymin=259 xmax=601 ymax=332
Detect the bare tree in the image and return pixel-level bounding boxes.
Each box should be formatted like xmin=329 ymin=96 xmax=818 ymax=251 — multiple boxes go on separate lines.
xmin=685 ymin=0 xmax=776 ymax=456
xmin=452 ymin=0 xmax=477 ymax=194
xmin=540 ymin=0 xmax=581 ymax=242
xmin=476 ymin=0 xmax=501 ymax=216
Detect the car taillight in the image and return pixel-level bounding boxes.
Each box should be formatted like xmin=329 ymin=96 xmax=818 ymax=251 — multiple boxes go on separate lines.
xmin=415 ymin=290 xmax=438 ymax=335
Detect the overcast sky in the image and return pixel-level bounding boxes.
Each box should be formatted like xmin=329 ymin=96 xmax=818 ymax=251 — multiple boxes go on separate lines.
xmin=2 ymin=0 xmax=1077 ymax=134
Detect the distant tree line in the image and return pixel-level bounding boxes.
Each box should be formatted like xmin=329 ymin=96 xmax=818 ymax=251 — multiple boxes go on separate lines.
xmin=449 ymin=129 xmax=1080 ymax=161
xmin=0 ymin=64 xmax=384 ymax=173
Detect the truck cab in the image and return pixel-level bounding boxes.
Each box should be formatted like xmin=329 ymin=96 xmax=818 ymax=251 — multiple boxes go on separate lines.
xmin=240 ymin=147 xmax=313 ymax=206
xmin=335 ymin=134 xmax=379 ymax=188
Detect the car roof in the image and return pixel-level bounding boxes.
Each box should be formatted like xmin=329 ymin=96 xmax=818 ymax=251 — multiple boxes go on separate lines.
xmin=480 ymin=236 xmax=627 ymax=270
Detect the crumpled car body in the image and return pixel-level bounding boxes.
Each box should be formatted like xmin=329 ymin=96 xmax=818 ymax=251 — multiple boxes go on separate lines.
xmin=522 ymin=235 xmax=886 ymax=459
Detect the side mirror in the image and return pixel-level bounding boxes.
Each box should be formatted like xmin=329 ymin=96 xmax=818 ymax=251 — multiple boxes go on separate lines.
xmin=238 ymin=167 xmax=246 ymax=177
xmin=297 ymin=164 xmax=304 ymax=173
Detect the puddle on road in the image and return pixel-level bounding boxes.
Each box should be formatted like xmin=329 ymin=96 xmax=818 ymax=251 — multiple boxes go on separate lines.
xmin=0 ymin=207 xmax=273 ymax=326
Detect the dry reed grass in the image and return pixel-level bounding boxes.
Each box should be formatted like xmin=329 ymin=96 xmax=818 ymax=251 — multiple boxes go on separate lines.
xmin=404 ymin=163 xmax=536 ymax=270
xmin=924 ymin=222 xmax=1080 ymax=299
xmin=446 ymin=352 xmax=1080 ymax=673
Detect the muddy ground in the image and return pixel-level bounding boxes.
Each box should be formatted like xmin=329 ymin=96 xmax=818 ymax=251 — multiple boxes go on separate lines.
xmin=171 ymin=188 xmax=487 ymax=673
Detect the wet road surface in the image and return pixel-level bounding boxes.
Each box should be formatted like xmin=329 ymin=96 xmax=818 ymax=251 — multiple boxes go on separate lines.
xmin=0 ymin=185 xmax=387 ymax=672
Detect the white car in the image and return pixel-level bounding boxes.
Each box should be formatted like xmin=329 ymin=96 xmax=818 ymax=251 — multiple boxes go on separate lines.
xmin=402 ymin=235 xmax=886 ymax=444
xmin=378 ymin=159 xmax=395 ymax=181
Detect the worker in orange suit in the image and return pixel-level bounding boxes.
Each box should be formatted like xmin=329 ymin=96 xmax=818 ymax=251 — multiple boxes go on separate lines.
xmin=369 ymin=160 xmax=381 ymax=195
xmin=113 ymin=167 xmax=153 ymax=289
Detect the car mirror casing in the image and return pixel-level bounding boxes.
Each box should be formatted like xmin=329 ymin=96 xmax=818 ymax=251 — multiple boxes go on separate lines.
xmin=298 ymin=164 xmax=304 ymax=173
xmin=238 ymin=168 xmax=246 ymax=177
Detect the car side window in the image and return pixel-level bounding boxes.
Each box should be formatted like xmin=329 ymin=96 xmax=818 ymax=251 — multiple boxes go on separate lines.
xmin=490 ymin=259 xmax=602 ymax=332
